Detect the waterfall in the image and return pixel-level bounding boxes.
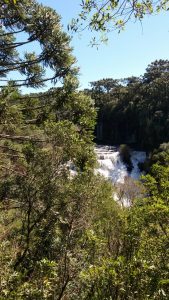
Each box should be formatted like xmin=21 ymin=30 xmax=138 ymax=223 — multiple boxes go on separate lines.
xmin=95 ymin=145 xmax=146 ymax=206
xmin=95 ymin=145 xmax=146 ymax=183
xmin=69 ymin=145 xmax=146 ymax=206
xmin=69 ymin=145 xmax=146 ymax=183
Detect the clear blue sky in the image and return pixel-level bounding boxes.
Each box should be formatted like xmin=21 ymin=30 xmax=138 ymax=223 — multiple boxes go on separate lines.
xmin=3 ymin=1 xmax=169 ymax=93
xmin=35 ymin=1 xmax=169 ymax=89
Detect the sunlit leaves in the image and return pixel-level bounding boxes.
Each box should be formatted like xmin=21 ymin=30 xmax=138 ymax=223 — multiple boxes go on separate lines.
xmin=70 ymin=0 xmax=168 ymax=44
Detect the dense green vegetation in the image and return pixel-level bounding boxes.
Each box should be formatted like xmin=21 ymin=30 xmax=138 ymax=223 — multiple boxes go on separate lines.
xmin=87 ymin=59 xmax=169 ymax=150
xmin=0 ymin=1 xmax=169 ymax=299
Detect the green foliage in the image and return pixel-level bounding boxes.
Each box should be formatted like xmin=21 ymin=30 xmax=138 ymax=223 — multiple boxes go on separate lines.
xmin=74 ymin=163 xmax=169 ymax=299
xmin=69 ymin=0 xmax=168 ymax=44
xmin=90 ymin=60 xmax=169 ymax=150
xmin=0 ymin=0 xmax=77 ymax=88
xmin=150 ymin=143 xmax=169 ymax=167
xmin=1 ymin=1 xmax=169 ymax=299
xmin=0 ymin=1 xmax=106 ymax=298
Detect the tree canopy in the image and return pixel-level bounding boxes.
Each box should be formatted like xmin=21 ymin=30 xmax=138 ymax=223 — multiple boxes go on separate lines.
xmin=1 ymin=1 xmax=169 ymax=299
xmin=87 ymin=59 xmax=169 ymax=150
xmin=0 ymin=0 xmax=77 ymax=88
xmin=69 ymin=0 xmax=168 ymax=44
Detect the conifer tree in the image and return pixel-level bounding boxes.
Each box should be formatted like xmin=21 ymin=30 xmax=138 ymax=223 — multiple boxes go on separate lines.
xmin=0 ymin=2 xmax=116 ymax=299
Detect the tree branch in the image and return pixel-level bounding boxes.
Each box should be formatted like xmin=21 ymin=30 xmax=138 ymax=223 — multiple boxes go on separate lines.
xmin=0 ymin=133 xmax=45 ymax=142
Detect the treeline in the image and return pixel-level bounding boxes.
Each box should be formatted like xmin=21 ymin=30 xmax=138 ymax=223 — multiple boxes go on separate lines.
xmin=0 ymin=1 xmax=169 ymax=299
xmin=87 ymin=59 xmax=169 ymax=150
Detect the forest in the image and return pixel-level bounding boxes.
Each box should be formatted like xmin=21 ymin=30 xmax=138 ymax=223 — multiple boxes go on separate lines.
xmin=0 ymin=0 xmax=169 ymax=299
xmin=87 ymin=59 xmax=169 ymax=151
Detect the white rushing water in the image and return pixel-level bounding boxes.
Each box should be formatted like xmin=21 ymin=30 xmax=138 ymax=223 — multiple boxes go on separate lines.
xmin=69 ymin=145 xmax=146 ymax=206
xmin=95 ymin=145 xmax=146 ymax=184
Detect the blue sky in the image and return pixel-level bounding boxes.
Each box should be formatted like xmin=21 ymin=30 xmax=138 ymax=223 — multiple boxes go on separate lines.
xmin=12 ymin=1 xmax=169 ymax=91
xmin=38 ymin=0 xmax=169 ymax=89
